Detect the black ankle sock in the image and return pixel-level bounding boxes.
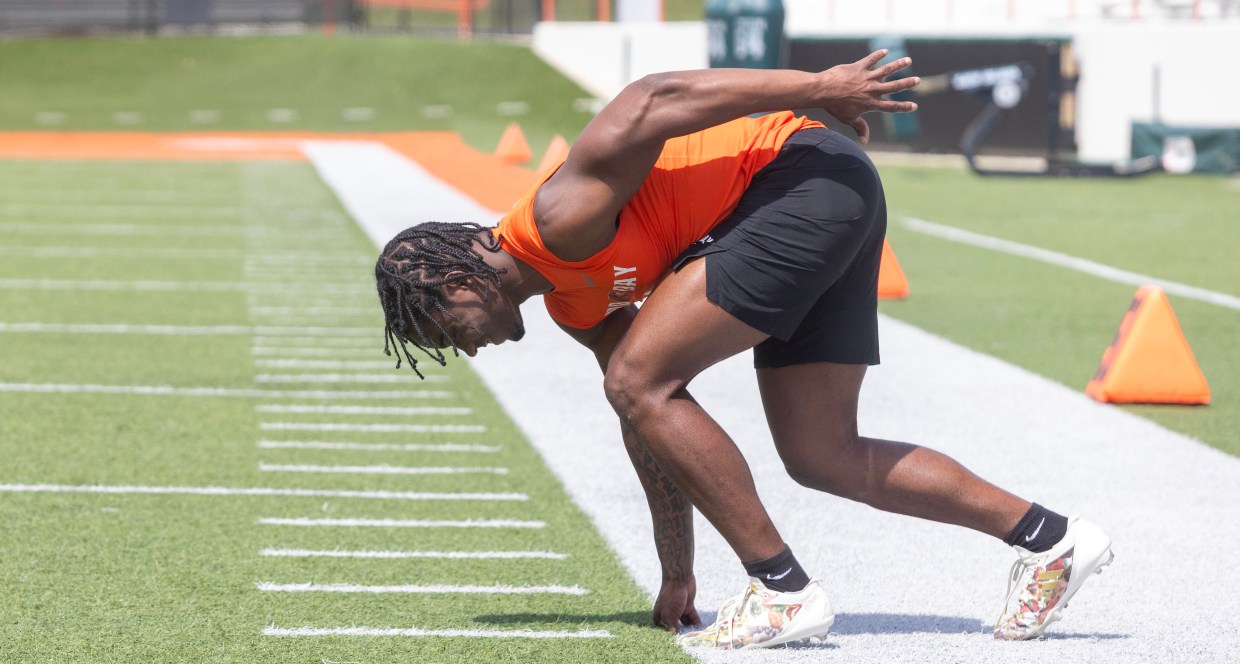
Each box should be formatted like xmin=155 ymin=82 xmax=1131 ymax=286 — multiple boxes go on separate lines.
xmin=1003 ymin=503 xmax=1069 ymax=553
xmin=742 ymin=546 xmax=810 ymax=593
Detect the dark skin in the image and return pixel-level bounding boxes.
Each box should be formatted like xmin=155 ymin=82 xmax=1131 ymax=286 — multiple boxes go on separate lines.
xmin=426 ymin=51 xmax=1032 ymax=633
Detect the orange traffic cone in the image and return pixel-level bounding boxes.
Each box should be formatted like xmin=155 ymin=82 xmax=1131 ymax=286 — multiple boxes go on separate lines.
xmin=877 ymin=238 xmax=909 ymax=299
xmin=536 ymin=134 xmax=570 ymax=175
xmin=494 ymin=123 xmax=532 ymax=165
xmin=1085 ymin=285 xmax=1210 ymax=404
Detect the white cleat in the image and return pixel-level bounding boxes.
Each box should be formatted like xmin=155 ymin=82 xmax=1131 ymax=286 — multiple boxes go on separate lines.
xmin=677 ymin=577 xmax=834 ymax=650
xmin=994 ymin=516 xmax=1114 ymax=640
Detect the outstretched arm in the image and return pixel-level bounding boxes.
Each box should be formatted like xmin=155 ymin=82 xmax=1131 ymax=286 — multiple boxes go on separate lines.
xmin=535 ymin=50 xmax=920 ymax=260
xmin=559 ymin=306 xmax=700 ymax=632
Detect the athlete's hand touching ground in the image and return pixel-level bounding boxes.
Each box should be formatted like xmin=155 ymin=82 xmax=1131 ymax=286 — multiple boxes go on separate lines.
xmin=654 ymin=576 xmax=702 ymax=633
xmin=819 ymin=49 xmax=920 ymax=144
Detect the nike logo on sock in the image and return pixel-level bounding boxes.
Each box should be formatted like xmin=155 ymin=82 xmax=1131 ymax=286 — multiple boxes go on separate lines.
xmin=766 ymin=568 xmax=793 ymax=581
xmin=1025 ymin=517 xmax=1046 ymax=542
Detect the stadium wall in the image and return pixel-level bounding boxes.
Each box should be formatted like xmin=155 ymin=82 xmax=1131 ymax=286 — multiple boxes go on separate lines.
xmin=532 ymin=19 xmax=1240 ymax=164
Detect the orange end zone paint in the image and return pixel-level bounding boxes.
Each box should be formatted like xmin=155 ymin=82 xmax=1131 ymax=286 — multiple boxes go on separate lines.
xmin=0 ymin=131 xmax=537 ymax=214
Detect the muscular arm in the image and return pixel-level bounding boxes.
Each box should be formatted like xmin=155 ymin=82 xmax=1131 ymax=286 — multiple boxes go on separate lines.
xmin=559 ymin=306 xmax=699 ymax=629
xmin=535 ymin=50 xmax=920 ymax=261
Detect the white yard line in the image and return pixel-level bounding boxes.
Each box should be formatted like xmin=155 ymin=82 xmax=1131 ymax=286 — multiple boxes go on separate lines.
xmin=257 ymin=440 xmax=499 ymax=453
xmin=255 ymin=404 xmax=471 ymax=415
xmin=250 ymin=334 xmax=375 ymax=344
xmin=901 ymin=216 xmax=1240 ymax=310
xmin=259 ymin=422 xmax=484 ymax=433
xmin=250 ymin=347 xmax=384 ymax=358
xmin=260 ymin=548 xmax=567 ymax=560
xmin=258 ymin=517 xmax=543 ymax=528
xmin=0 ymin=246 xmax=243 ymax=260
xmin=254 ymin=373 xmax=447 ymax=384
xmin=263 ymin=626 xmax=610 ymax=639
xmin=0 ymin=323 xmax=371 ymax=336
xmin=0 ymin=222 xmax=246 ymax=237
xmin=255 ymin=582 xmax=588 ymax=595
xmin=249 ymin=306 xmax=374 ymax=316
xmin=0 ymin=202 xmax=243 ymax=218
xmin=0 ymin=484 xmax=526 ymax=501
xmin=253 ymin=360 xmax=411 ymax=370
xmin=258 ymin=463 xmax=508 ymax=475
xmin=0 ymin=382 xmax=453 ymax=400
xmin=0 ymin=280 xmax=368 ymax=294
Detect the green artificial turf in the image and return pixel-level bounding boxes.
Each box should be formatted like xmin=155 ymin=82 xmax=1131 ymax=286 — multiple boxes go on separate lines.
xmin=0 ymin=159 xmax=691 ymax=663
xmin=0 ymin=35 xmax=596 ymax=165
xmin=879 ymin=166 xmax=1239 ymax=456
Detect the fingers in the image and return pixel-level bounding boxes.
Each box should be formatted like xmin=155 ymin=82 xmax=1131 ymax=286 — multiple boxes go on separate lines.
xmin=881 ymin=75 xmax=921 ymax=94
xmin=654 ymin=611 xmax=677 ymax=633
xmin=851 ymin=117 xmax=870 ymax=144
xmin=875 ymin=56 xmax=913 ymax=79
xmin=860 ymin=49 xmax=889 ymax=69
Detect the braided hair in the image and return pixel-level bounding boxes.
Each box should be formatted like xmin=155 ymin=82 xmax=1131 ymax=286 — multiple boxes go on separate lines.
xmin=375 ymin=222 xmax=506 ymax=379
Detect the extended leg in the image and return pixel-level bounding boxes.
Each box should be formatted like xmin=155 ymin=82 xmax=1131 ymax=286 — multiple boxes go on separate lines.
xmin=757 ymin=361 xmax=1029 ymax=538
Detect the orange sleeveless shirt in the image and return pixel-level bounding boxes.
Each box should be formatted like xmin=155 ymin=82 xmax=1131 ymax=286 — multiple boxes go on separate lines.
xmin=497 ymin=111 xmax=823 ymax=330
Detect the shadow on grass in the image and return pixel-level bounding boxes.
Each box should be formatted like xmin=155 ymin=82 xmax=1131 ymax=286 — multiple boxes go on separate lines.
xmin=472 ymin=611 xmax=659 ymax=630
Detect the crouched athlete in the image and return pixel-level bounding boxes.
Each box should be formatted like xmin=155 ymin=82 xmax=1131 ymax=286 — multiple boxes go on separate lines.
xmin=373 ymin=51 xmax=1113 ymax=648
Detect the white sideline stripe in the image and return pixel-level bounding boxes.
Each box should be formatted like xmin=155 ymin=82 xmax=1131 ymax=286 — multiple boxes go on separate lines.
xmin=260 ymin=422 xmax=485 ymax=433
xmin=258 ymin=517 xmax=543 ymax=528
xmin=902 ymin=216 xmax=1240 ymax=311
xmin=0 ymin=323 xmax=371 ymax=336
xmin=301 ymin=141 xmax=502 ymax=249
xmin=263 ymin=626 xmax=611 ymax=639
xmin=257 ymin=440 xmax=500 ymax=453
xmin=0 ymin=279 xmax=368 ymax=294
xmin=260 ymin=548 xmax=567 ymax=560
xmin=256 ymin=404 xmax=472 ymax=415
xmin=259 ymin=463 xmax=508 ymax=475
xmin=256 ymin=582 xmax=588 ymax=595
xmin=0 ymin=382 xmax=453 ymax=400
xmin=255 ymin=373 xmax=446 ymax=384
xmin=0 ymin=484 xmax=526 ymax=501
xmin=254 ymin=360 xmax=410 ymax=370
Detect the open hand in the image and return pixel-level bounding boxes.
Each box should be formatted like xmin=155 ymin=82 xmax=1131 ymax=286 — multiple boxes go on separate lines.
xmin=653 ymin=576 xmax=702 ymax=633
xmin=820 ymin=49 xmax=921 ymax=144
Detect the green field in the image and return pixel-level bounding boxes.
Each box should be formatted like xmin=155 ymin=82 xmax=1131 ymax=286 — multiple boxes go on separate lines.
xmin=878 ymin=166 xmax=1239 ymax=455
xmin=0 ymin=35 xmax=596 ymax=166
xmin=0 ymin=159 xmax=690 ymax=662
xmin=0 ymin=33 xmax=1236 ymax=660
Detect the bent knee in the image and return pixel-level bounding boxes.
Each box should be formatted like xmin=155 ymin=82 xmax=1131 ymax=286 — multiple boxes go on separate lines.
xmin=780 ymin=435 xmax=871 ymax=499
xmin=603 ymin=357 xmax=679 ymax=422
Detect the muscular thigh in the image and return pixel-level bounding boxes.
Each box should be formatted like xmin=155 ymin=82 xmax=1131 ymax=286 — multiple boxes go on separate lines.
xmin=606 ymin=257 xmax=768 ymax=396
xmin=757 ymin=361 xmax=867 ymax=462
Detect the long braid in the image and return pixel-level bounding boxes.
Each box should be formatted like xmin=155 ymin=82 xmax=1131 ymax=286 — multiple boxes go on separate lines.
xmin=375 ymin=222 xmax=506 ymax=379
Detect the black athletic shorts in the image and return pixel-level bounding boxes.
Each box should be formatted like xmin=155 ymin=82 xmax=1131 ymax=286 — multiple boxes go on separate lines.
xmin=671 ymin=127 xmax=886 ymax=368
